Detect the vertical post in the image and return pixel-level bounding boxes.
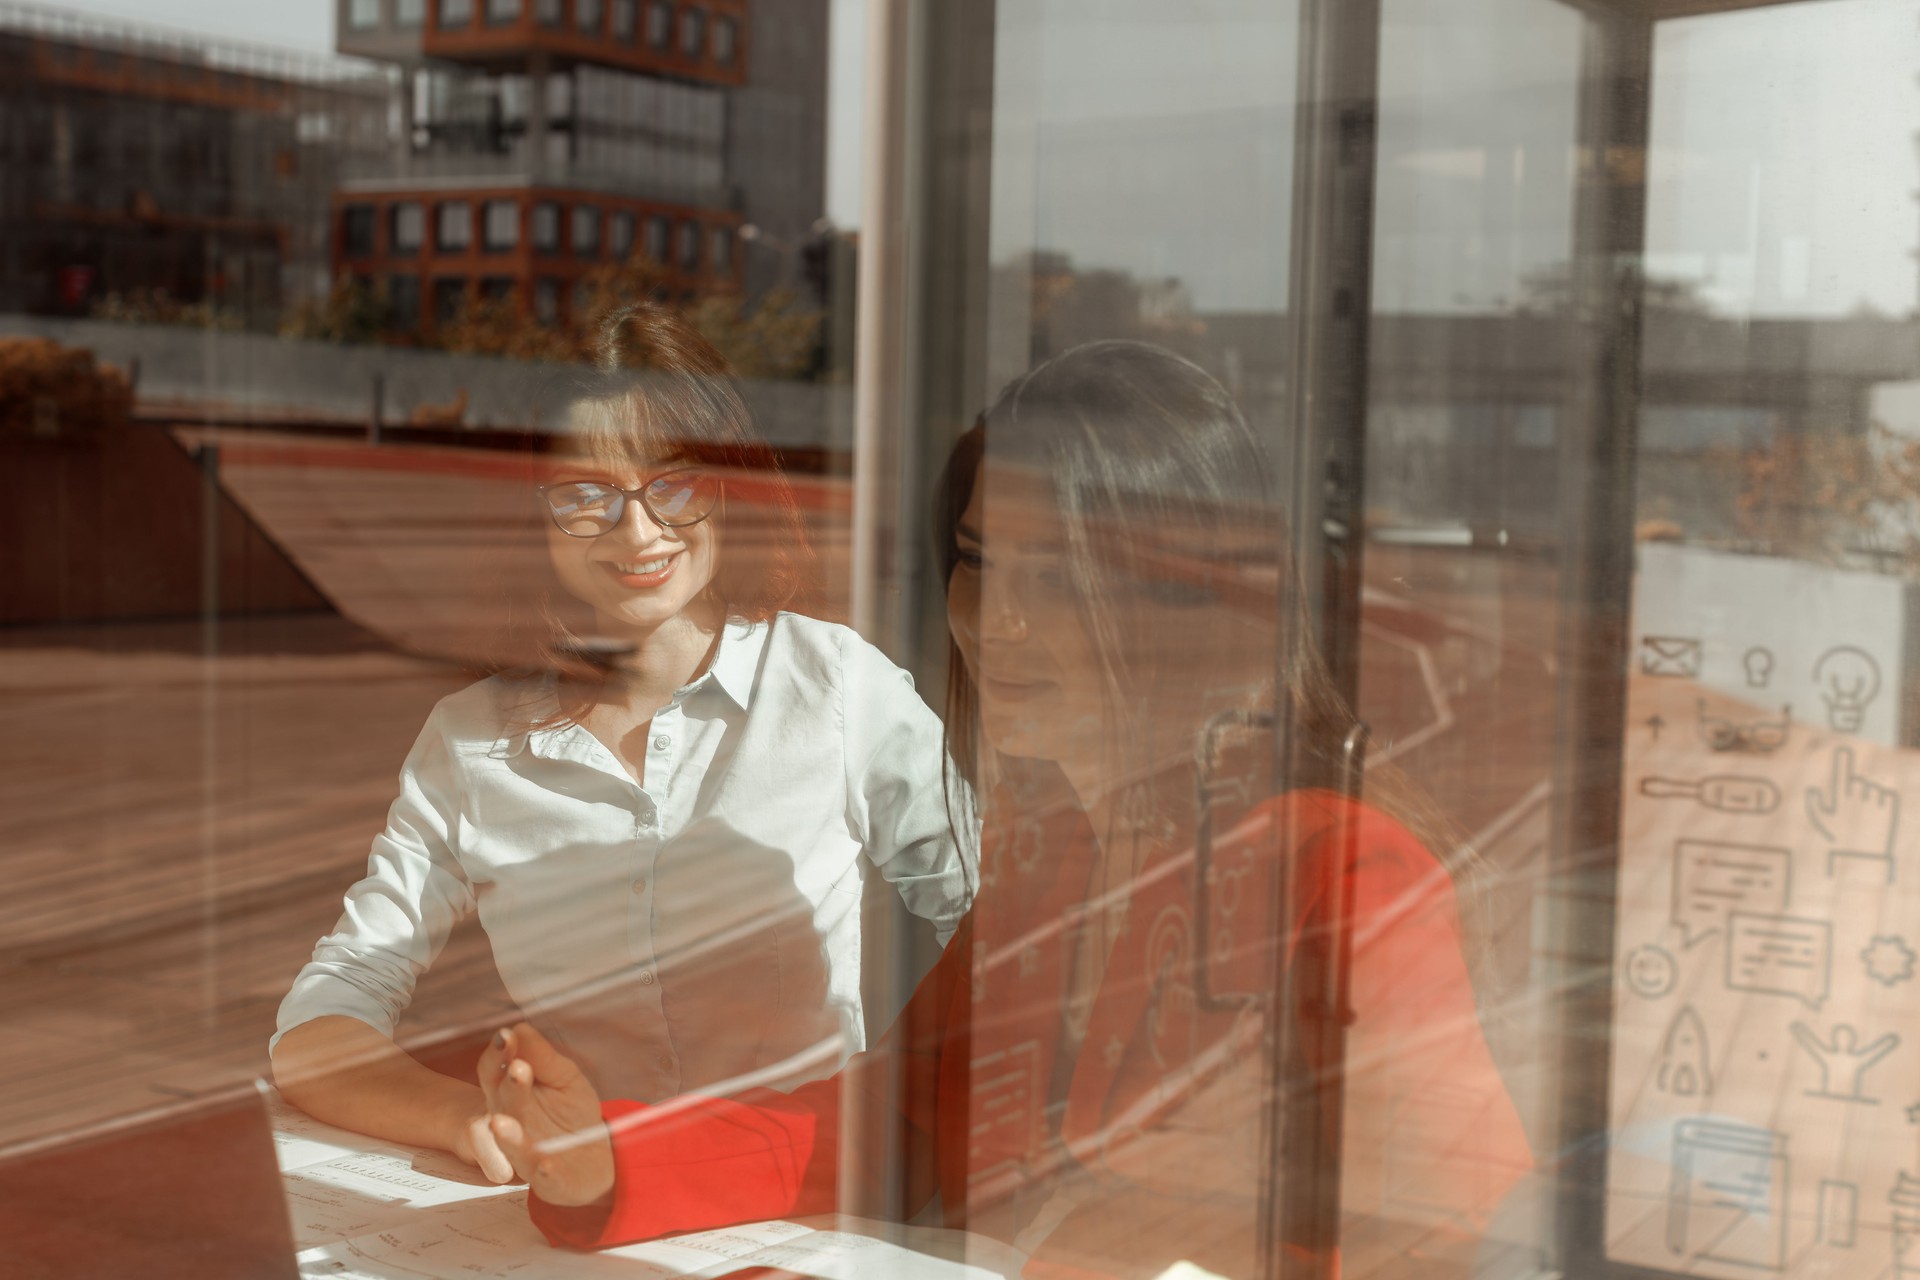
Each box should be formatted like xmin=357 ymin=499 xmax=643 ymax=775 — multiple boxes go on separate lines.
xmin=1261 ymin=2 xmax=1381 ymax=1277
xmin=1546 ymin=8 xmax=1653 ymax=1277
xmin=841 ymin=0 xmax=918 ymax=1230
xmin=196 ymin=441 xmax=222 ymax=1025
xmin=849 ymin=0 xmax=915 ymax=649
xmin=369 ymin=371 xmax=385 ymax=445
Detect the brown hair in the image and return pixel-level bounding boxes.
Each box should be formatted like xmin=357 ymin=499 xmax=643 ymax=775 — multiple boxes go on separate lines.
xmin=492 ymin=302 xmax=819 ymax=716
xmin=933 ymin=341 xmax=1472 ymax=882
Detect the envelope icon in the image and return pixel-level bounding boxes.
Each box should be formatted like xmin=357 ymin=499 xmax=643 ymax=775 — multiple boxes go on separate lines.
xmin=1642 ymin=636 xmax=1703 ymax=679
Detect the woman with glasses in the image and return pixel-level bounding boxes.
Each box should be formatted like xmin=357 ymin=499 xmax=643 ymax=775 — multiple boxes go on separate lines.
xmin=270 ymin=304 xmax=973 ymax=1184
xmin=477 ymin=341 xmax=1532 ymax=1276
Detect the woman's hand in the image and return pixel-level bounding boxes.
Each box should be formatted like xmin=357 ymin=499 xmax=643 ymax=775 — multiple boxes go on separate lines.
xmin=448 ymin=1109 xmax=519 ymax=1185
xmin=478 ymin=1023 xmax=617 ymax=1207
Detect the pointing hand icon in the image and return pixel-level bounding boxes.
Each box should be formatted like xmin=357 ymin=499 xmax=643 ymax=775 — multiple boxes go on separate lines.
xmin=1807 ymin=747 xmax=1899 ymax=880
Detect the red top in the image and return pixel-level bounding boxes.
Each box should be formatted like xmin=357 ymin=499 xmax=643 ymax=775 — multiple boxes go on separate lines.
xmin=531 ymin=789 xmax=1533 ymax=1277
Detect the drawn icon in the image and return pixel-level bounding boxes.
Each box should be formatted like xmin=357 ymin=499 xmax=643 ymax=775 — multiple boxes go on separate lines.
xmin=1648 ymin=714 xmax=1666 ymax=742
xmin=1791 ymin=1022 xmax=1898 ymax=1103
xmin=1865 ymin=936 xmax=1918 ymax=987
xmin=1726 ymin=912 xmax=1831 ymax=1009
xmin=1657 ymin=1006 xmax=1713 ymax=1097
xmin=1891 ymin=1173 xmax=1920 ymax=1276
xmin=1668 ymin=1119 xmax=1788 ymax=1271
xmin=1643 ymin=636 xmax=1704 ymax=679
xmin=1672 ymin=840 xmax=1792 ymax=949
xmin=1807 ymin=747 xmax=1899 ymax=882
xmin=1625 ymin=943 xmax=1679 ymax=999
xmin=1697 ymin=699 xmax=1792 ymax=753
xmin=1641 ymin=774 xmax=1781 ymax=815
xmin=1818 ymin=1179 xmax=1858 ymax=1248
xmin=1744 ymin=647 xmax=1776 ymax=689
xmin=1908 ymin=1102 xmax=1920 ymax=1125
xmin=1814 ymin=646 xmax=1881 ymax=734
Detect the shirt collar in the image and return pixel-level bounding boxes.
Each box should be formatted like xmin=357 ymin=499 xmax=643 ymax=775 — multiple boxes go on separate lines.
xmin=700 ymin=616 xmax=766 ymax=710
xmin=503 ymin=618 xmax=766 ymax=759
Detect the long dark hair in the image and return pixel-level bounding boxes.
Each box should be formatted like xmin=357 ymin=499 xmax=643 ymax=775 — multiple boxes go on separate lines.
xmin=934 ymin=340 xmax=1468 ymax=876
xmin=492 ymin=302 xmax=820 ymax=718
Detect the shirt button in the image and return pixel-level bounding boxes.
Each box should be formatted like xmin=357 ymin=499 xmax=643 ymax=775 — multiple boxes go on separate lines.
xmin=652 ymin=734 xmax=671 ymax=750
xmin=639 ymin=970 xmax=656 ymax=986
xmin=656 ymin=1053 xmax=675 ymax=1072
xmin=630 ymin=878 xmax=647 ymax=895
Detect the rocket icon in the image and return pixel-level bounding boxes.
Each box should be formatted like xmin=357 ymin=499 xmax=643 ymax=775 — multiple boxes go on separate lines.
xmin=1657 ymin=1006 xmax=1713 ymax=1098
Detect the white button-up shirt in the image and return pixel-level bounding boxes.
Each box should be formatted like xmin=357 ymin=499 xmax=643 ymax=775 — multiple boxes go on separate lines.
xmin=275 ymin=613 xmax=974 ymax=1102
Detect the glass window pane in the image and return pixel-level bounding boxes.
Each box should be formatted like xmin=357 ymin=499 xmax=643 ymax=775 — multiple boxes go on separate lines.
xmin=571 ymin=204 xmax=600 ymax=256
xmin=434 ymin=201 xmax=472 ymax=251
xmin=482 ymin=200 xmax=519 ymax=251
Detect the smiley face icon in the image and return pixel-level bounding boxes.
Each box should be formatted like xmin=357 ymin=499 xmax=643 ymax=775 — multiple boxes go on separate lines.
xmin=1625 ymin=943 xmax=1679 ymax=999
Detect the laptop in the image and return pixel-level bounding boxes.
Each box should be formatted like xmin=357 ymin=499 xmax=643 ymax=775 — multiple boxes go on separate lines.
xmin=0 ymin=1079 xmax=299 ymax=1280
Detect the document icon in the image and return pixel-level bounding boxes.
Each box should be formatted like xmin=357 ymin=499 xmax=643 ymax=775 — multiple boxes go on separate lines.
xmin=1668 ymin=1119 xmax=1788 ymax=1271
xmin=1642 ymin=636 xmax=1704 ymax=679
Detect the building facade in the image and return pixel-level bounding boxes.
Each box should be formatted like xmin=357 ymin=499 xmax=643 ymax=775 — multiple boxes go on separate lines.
xmin=0 ymin=3 xmax=390 ymax=324
xmin=331 ymin=0 xmax=827 ymax=332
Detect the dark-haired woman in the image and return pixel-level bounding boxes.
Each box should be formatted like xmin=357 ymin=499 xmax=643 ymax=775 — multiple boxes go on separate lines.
xmin=271 ymin=305 xmax=974 ymax=1184
xmin=481 ymin=341 xmax=1532 ymax=1277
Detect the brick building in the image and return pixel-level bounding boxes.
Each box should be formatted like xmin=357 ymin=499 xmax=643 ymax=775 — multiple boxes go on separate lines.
xmin=0 ymin=2 xmax=390 ymax=324
xmin=330 ymin=0 xmax=828 ymax=333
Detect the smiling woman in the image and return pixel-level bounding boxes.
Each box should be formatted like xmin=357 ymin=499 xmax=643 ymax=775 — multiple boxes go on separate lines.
xmin=268 ymin=301 xmax=976 ymax=1185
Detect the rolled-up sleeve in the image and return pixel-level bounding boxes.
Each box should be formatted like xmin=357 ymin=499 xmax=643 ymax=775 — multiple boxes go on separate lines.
xmin=271 ymin=714 xmax=475 ymax=1055
xmin=839 ymin=632 xmax=976 ymax=945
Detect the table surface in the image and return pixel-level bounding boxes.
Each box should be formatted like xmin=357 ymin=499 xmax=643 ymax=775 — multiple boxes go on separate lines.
xmin=270 ymin=1095 xmax=1032 ymax=1280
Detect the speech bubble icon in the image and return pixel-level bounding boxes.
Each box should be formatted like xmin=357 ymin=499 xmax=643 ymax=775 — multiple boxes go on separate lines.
xmin=1670 ymin=839 xmax=1793 ymax=949
xmin=1725 ymin=912 xmax=1831 ymax=1010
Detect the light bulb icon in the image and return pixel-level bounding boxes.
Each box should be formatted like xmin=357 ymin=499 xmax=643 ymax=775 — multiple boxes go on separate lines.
xmin=1743 ymin=647 xmax=1775 ymax=689
xmin=1813 ymin=646 xmax=1881 ymax=734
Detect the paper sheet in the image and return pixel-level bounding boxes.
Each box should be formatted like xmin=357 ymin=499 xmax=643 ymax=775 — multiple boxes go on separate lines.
xmin=274 ymin=1104 xmax=999 ymax=1278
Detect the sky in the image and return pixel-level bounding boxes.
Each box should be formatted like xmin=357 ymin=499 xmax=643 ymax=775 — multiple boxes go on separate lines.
xmin=36 ymin=0 xmax=1920 ymax=316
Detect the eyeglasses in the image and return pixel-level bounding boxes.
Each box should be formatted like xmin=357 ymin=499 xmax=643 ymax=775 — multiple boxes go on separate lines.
xmin=1696 ymin=700 xmax=1792 ymax=753
xmin=538 ymin=471 xmax=721 ymax=537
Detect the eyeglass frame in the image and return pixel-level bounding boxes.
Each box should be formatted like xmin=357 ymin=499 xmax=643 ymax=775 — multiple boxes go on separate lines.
xmin=536 ymin=470 xmax=722 ymax=538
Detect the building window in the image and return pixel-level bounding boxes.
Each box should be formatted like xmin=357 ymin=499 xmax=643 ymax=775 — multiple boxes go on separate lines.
xmin=342 ymin=204 xmax=377 ymax=257
xmin=482 ymin=200 xmax=520 ymax=251
xmin=576 ymin=0 xmax=603 ymax=31
xmin=348 ymin=0 xmax=382 ymax=30
xmin=610 ymin=211 xmax=635 ymax=260
xmin=534 ymin=278 xmax=561 ymax=325
xmin=536 ymin=0 xmax=562 ymax=24
xmin=530 ymin=202 xmax=561 ymax=253
xmin=439 ymin=0 xmax=474 ymax=28
xmin=433 ymin=277 xmax=469 ymax=324
xmin=676 ymin=219 xmax=700 ymax=271
xmin=387 ymin=274 xmax=421 ymax=330
xmin=679 ymin=7 xmax=705 ymax=58
xmin=480 ymin=276 xmax=516 ymax=304
xmin=612 ymin=0 xmax=636 ymax=41
xmin=646 ymin=1 xmax=672 ymax=50
xmin=396 ymin=0 xmax=425 ymax=25
xmin=709 ymin=225 xmax=733 ymax=276
xmin=572 ymin=205 xmax=601 ymax=257
xmin=712 ymin=14 xmax=737 ymax=65
xmin=436 ymin=201 xmax=473 ymax=252
xmin=487 ymin=0 xmax=522 ymax=22
xmin=644 ymin=214 xmax=669 ymax=263
xmin=390 ymin=202 xmax=424 ymax=254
